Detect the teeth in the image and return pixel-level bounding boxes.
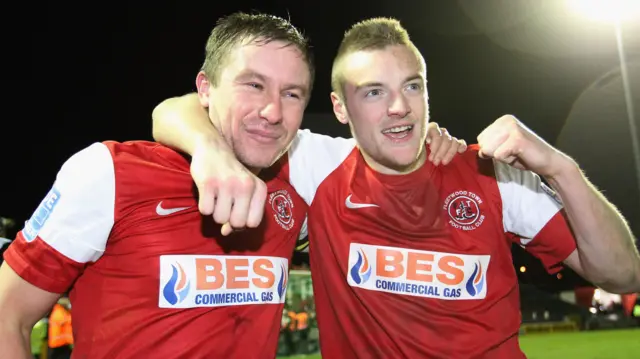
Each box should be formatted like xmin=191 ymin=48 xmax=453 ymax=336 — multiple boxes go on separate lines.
xmin=383 ymin=125 xmax=413 ymax=134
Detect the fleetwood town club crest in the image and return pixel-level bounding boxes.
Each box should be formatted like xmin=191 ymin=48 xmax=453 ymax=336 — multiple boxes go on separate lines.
xmin=269 ymin=190 xmax=295 ymax=230
xmin=443 ymin=190 xmax=485 ymax=231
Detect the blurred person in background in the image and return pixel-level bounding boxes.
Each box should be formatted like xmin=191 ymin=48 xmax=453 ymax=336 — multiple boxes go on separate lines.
xmin=30 ymin=317 xmax=48 ymax=359
xmin=48 ymin=297 xmax=73 ymax=359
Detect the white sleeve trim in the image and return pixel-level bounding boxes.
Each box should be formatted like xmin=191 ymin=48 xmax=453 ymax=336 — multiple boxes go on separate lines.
xmin=494 ymin=160 xmax=563 ymax=245
xmin=25 ymin=142 xmax=115 ymax=263
xmin=288 ymin=129 xmax=356 ymax=206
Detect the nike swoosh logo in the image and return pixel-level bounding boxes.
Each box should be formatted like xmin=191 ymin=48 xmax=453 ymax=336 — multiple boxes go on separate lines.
xmin=345 ymin=194 xmax=379 ymax=209
xmin=156 ymin=201 xmax=191 ymax=216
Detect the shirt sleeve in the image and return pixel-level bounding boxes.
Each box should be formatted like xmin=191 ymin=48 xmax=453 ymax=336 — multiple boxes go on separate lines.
xmin=287 ymin=129 xmax=356 ymax=207
xmin=494 ymin=160 xmax=577 ymax=273
xmin=3 ymin=142 xmax=116 ymax=293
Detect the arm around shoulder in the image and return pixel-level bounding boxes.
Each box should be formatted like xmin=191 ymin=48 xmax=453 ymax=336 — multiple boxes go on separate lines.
xmin=152 ymin=93 xmax=229 ymax=155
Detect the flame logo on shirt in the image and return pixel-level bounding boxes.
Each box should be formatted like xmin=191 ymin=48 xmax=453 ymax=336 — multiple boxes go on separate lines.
xmin=277 ymin=263 xmax=288 ymax=299
xmin=162 ymin=263 xmax=191 ymax=305
xmin=349 ymin=249 xmax=372 ymax=285
xmin=465 ymin=261 xmax=485 ymax=297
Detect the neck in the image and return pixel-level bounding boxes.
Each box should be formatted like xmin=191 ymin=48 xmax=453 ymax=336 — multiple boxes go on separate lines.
xmin=360 ymin=146 xmax=427 ymax=175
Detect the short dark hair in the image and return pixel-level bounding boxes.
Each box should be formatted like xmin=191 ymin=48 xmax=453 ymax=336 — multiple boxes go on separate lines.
xmin=202 ymin=12 xmax=315 ymax=93
xmin=331 ymin=18 xmax=421 ymax=99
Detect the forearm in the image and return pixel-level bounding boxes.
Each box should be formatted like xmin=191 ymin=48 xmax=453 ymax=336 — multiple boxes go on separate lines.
xmin=547 ymin=160 xmax=640 ymax=292
xmin=151 ymin=93 xmax=227 ymax=155
xmin=0 ymin=322 xmax=32 ymax=359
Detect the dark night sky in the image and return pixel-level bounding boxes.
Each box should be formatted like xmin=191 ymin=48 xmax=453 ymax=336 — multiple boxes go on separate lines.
xmin=3 ymin=1 xmax=639 ymax=291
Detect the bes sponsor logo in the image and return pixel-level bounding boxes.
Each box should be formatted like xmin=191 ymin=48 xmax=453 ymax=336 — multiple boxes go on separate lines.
xmin=159 ymin=255 xmax=288 ymax=308
xmin=347 ymin=243 xmax=490 ymax=300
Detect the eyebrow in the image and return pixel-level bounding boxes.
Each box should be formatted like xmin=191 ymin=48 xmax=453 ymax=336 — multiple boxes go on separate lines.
xmin=236 ymin=70 xmax=267 ymax=84
xmin=236 ymin=70 xmax=308 ymax=98
xmin=355 ymin=74 xmax=425 ymax=92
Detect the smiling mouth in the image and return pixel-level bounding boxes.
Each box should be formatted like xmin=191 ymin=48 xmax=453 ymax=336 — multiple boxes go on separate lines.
xmin=381 ymin=125 xmax=414 ymax=139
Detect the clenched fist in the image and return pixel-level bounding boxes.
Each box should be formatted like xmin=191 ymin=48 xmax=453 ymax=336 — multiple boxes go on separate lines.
xmin=191 ymin=140 xmax=267 ymax=236
xmin=477 ymin=115 xmax=572 ymax=178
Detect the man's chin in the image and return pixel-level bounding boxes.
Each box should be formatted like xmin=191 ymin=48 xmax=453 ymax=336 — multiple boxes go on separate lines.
xmin=237 ymin=151 xmax=282 ymax=171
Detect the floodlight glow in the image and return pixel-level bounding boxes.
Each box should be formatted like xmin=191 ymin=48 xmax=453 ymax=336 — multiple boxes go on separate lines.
xmin=568 ymin=0 xmax=640 ymax=23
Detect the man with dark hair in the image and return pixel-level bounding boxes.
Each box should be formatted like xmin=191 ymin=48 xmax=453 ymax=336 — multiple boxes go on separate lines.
xmin=153 ymin=17 xmax=639 ymax=358
xmin=198 ymin=12 xmax=315 ymax=171
xmin=0 ymin=12 xmax=312 ymax=359
xmin=203 ymin=12 xmax=315 ymax=101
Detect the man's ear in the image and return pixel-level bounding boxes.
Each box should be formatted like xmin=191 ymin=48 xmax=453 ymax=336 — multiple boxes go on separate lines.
xmin=195 ymin=71 xmax=212 ymax=107
xmin=330 ymin=92 xmax=348 ymax=125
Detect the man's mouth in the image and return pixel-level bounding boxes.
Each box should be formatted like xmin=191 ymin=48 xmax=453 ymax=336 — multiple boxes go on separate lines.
xmin=245 ymin=128 xmax=281 ymax=143
xmin=381 ymin=125 xmax=414 ymax=139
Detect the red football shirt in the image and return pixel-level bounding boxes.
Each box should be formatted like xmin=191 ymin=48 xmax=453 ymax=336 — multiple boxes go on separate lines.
xmin=4 ymin=141 xmax=307 ymax=359
xmin=283 ymin=130 xmax=577 ymax=358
